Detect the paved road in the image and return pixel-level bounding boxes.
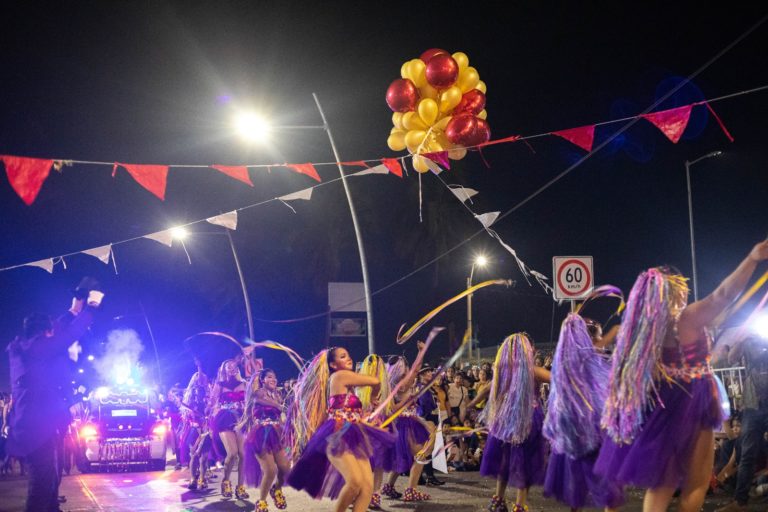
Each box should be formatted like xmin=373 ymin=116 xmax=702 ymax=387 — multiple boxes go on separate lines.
xmin=0 ymin=465 xmax=752 ymax=512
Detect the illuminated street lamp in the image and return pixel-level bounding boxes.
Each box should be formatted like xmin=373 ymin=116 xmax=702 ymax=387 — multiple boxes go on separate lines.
xmin=231 ymin=94 xmax=376 ymax=354
xmin=467 ymin=255 xmax=488 ymax=362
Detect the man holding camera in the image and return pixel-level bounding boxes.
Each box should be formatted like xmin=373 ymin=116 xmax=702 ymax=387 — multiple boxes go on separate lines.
xmin=6 ymin=278 xmax=103 ymax=512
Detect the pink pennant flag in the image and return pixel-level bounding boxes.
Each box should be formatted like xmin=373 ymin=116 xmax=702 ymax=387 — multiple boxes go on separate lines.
xmin=113 ymin=163 xmax=169 ymax=200
xmin=424 ymin=151 xmax=451 ymax=169
xmin=552 ymin=125 xmax=595 ymax=152
xmin=284 ymin=163 xmax=321 ymax=182
xmin=381 ymin=158 xmax=403 ymax=178
xmin=641 ymin=105 xmax=693 ymax=144
xmin=211 ymin=165 xmax=254 ymax=186
xmin=1 ymin=155 xmax=54 ymax=205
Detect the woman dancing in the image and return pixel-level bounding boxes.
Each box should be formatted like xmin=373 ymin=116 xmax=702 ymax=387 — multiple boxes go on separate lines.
xmin=597 ymin=240 xmax=768 ymax=512
xmin=543 ymin=313 xmax=624 ymax=511
xmin=241 ymin=369 xmax=289 ymax=511
xmin=210 ymin=359 xmax=248 ymax=500
xmin=480 ymin=333 xmax=550 ymax=512
xmin=286 ymin=347 xmax=395 ymax=512
xmin=380 ymin=356 xmax=434 ymax=502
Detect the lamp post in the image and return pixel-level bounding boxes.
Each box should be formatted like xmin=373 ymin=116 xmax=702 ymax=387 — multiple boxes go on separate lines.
xmin=467 ymin=255 xmax=488 ymax=362
xmin=233 ymin=95 xmax=376 ymax=354
xmin=685 ymin=151 xmax=722 ymax=301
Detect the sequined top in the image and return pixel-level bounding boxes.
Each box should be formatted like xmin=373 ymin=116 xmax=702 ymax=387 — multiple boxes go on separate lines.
xmin=328 ymin=393 xmax=363 ymax=423
xmin=662 ymin=336 xmax=713 ymax=382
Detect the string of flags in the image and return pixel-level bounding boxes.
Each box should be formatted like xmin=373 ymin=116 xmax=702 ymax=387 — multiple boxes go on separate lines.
xmin=0 ymin=91 xmax=744 ymax=207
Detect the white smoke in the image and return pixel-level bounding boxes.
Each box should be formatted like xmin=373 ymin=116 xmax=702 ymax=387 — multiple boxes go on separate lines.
xmin=94 ymin=329 xmax=145 ymax=385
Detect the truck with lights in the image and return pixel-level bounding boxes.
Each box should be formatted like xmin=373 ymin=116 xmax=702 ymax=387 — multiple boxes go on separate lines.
xmin=75 ymin=386 xmax=168 ymax=472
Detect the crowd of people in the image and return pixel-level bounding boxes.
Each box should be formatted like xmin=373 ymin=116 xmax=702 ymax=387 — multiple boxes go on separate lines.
xmin=3 ymin=240 xmax=768 ymax=512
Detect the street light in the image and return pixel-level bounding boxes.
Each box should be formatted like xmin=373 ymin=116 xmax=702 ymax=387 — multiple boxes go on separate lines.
xmin=467 ymin=255 xmax=488 ymax=362
xmin=685 ymin=150 xmax=722 ymax=301
xmin=231 ymin=94 xmax=376 ymax=354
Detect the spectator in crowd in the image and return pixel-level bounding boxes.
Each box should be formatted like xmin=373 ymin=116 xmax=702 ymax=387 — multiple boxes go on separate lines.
xmin=447 ymin=372 xmax=468 ymax=420
xmin=716 ymin=334 xmax=768 ymax=512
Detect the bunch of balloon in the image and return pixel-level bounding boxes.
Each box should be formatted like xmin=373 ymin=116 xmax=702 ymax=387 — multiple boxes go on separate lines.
xmin=386 ymin=49 xmax=490 ymax=173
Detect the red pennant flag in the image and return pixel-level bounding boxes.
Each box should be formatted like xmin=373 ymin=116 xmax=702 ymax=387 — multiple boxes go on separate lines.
xmin=340 ymin=161 xmax=370 ymax=168
xmin=641 ymin=105 xmax=692 ymax=144
xmin=113 ymin=163 xmax=169 ymax=200
xmin=381 ymin=158 xmax=403 ymax=178
xmin=552 ymin=125 xmax=595 ymax=152
xmin=1 ymin=155 xmax=53 ymax=205
xmin=424 ymin=151 xmax=451 ymax=169
xmin=211 ymin=165 xmax=254 ymax=187
xmin=703 ymin=102 xmax=735 ymax=142
xmin=285 ymin=163 xmax=321 ymax=182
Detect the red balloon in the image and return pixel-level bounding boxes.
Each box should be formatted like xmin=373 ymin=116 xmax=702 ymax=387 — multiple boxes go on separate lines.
xmin=476 ymin=118 xmax=491 ymax=143
xmin=386 ymin=78 xmax=419 ymax=113
xmin=445 ymin=113 xmax=479 ymax=146
xmin=420 ymin=48 xmax=449 ymax=63
xmin=454 ymin=90 xmax=486 ymax=115
xmin=425 ymin=54 xmax=459 ymax=90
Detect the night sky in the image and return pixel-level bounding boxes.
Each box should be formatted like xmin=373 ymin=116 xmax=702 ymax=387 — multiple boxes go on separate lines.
xmin=2 ymin=2 xmax=767 ymax=391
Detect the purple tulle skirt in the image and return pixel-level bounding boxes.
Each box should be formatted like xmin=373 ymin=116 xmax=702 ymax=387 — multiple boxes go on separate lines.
xmin=392 ymin=416 xmax=431 ymax=473
xmin=544 ymin=450 xmax=624 ymax=508
xmin=480 ymin=407 xmax=546 ymax=489
xmin=595 ymin=375 xmax=723 ymax=489
xmin=370 ymin=423 xmax=399 ymax=472
xmin=213 ymin=409 xmax=239 ymax=432
xmin=287 ymin=418 xmax=396 ymax=499
xmin=243 ymin=425 xmax=284 ymax=488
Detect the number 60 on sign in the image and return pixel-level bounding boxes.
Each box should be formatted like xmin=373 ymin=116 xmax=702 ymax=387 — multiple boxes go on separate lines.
xmin=552 ymin=256 xmax=593 ymax=301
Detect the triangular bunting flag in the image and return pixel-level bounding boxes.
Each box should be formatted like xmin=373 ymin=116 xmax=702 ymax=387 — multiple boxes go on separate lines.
xmin=2 ymin=155 xmax=54 ymax=205
xmin=353 ymin=164 xmax=389 ymax=176
xmin=449 ymin=186 xmax=479 ymax=203
xmin=475 ymin=211 xmax=500 ymax=229
xmin=340 ymin=161 xmax=370 ymax=168
xmin=431 ymin=421 xmax=449 ymax=474
xmin=206 ymin=211 xmax=238 ymax=230
xmin=424 ymin=158 xmax=444 ymax=175
xmin=211 ymin=165 xmax=253 ymax=187
xmin=284 ymin=163 xmax=321 ymax=182
xmin=381 ymin=158 xmax=403 ymax=178
xmin=423 ymin=151 xmax=451 ymax=169
xmin=641 ymin=105 xmax=693 ymax=144
xmin=144 ymin=230 xmax=173 ymax=247
xmin=25 ymin=259 xmax=54 ymax=273
xmin=278 ymin=188 xmax=313 ymax=201
xmin=552 ymin=125 xmax=595 ymax=152
xmin=82 ymin=245 xmax=112 ymax=264
xmin=114 ymin=163 xmax=169 ymax=200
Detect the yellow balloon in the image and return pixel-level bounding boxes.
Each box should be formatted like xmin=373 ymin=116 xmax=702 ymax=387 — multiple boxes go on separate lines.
xmin=403 ymin=111 xmax=428 ymax=131
xmin=452 ymin=52 xmax=469 ymax=72
xmin=412 ymin=155 xmax=430 ymax=173
xmin=418 ymin=98 xmax=438 ymax=126
xmin=435 ymin=115 xmax=452 ymax=131
xmin=392 ymin=112 xmax=404 ymax=130
xmin=476 ymin=80 xmax=487 ymax=94
xmin=408 ymin=59 xmax=427 ymax=88
xmin=400 ymin=61 xmax=409 ymax=79
xmin=458 ymin=67 xmax=480 ymax=92
xmin=419 ymin=84 xmax=439 ymax=100
xmin=387 ymin=131 xmax=406 ymax=151
xmin=405 ymin=130 xmax=427 ymax=153
xmin=439 ymin=85 xmax=462 ymax=113
xmin=477 ymin=109 xmax=487 ymax=120
xmin=435 ymin=132 xmax=450 ymax=148
xmin=448 ymin=148 xmax=467 ymax=160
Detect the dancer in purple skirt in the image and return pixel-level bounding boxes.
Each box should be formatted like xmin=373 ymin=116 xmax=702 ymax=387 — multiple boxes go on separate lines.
xmin=480 ymin=333 xmax=551 ymax=512
xmin=597 ymin=240 xmax=768 ymax=512
xmin=286 ymin=347 xmax=395 ymax=512
xmin=210 ymin=359 xmax=247 ymax=500
xmin=543 ymin=313 xmax=624 ymax=511
xmin=241 ymin=369 xmax=289 ymax=511
xmin=380 ymin=356 xmax=434 ymax=503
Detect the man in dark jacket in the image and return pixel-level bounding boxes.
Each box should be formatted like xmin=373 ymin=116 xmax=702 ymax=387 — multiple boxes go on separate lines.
xmin=416 ymin=366 xmax=445 ymax=486
xmin=6 ymin=282 xmax=101 ymax=512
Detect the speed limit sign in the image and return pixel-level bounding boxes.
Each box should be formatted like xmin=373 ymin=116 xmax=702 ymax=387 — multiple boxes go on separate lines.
xmin=553 ymin=256 xmax=593 ymax=300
